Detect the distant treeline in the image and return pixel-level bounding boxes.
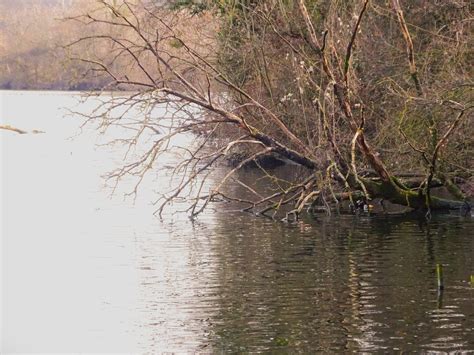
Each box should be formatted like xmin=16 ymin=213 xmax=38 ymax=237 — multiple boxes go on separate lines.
xmin=0 ymin=0 xmax=179 ymax=90
xmin=0 ymin=49 xmax=108 ymax=90
xmin=0 ymin=0 xmax=112 ymax=90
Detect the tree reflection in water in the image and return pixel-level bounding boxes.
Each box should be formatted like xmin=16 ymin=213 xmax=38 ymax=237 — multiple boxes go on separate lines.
xmin=206 ymin=185 xmax=474 ymax=352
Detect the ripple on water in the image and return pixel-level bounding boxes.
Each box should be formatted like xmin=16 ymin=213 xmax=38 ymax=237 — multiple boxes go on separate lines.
xmin=3 ymin=92 xmax=473 ymax=353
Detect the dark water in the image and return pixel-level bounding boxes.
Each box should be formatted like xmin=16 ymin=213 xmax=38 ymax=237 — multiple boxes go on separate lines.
xmin=148 ymin=211 xmax=472 ymax=353
xmin=2 ymin=91 xmax=473 ymax=353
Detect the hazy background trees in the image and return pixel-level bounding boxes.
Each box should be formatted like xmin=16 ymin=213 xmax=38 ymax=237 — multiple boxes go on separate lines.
xmin=0 ymin=0 xmax=120 ymax=89
xmin=0 ymin=0 xmax=214 ymax=89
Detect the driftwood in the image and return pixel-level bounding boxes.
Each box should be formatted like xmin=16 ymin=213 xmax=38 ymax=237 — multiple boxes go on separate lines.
xmin=0 ymin=125 xmax=45 ymax=134
xmin=0 ymin=125 xmax=27 ymax=134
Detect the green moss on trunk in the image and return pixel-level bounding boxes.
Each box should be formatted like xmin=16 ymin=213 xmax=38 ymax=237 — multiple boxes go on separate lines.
xmin=362 ymin=178 xmax=467 ymax=211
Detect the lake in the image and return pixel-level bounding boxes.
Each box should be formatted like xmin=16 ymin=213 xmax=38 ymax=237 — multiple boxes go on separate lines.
xmin=1 ymin=91 xmax=473 ymax=353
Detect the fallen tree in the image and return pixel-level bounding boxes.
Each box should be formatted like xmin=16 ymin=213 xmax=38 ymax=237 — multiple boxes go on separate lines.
xmin=68 ymin=0 xmax=472 ymax=219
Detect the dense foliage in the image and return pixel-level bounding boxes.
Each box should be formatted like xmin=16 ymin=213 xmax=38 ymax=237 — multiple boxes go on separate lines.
xmin=209 ymin=0 xmax=473 ymax=189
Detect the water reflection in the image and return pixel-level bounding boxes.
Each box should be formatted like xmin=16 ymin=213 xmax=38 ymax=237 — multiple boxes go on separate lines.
xmin=1 ymin=91 xmax=473 ymax=353
xmin=132 ymin=222 xmax=216 ymax=352
xmin=206 ymin=210 xmax=474 ymax=352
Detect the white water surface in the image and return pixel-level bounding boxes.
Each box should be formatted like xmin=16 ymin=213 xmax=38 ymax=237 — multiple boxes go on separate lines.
xmin=1 ymin=91 xmax=216 ymax=353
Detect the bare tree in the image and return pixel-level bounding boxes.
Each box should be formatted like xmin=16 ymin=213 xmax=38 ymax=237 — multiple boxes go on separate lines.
xmin=67 ymin=0 xmax=472 ymax=220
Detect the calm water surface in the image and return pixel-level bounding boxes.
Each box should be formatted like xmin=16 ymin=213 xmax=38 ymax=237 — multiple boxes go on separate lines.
xmin=1 ymin=91 xmax=473 ymax=353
